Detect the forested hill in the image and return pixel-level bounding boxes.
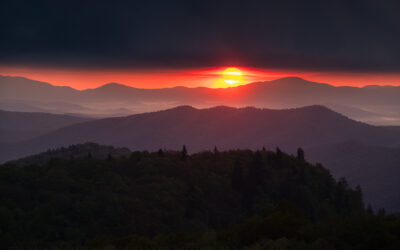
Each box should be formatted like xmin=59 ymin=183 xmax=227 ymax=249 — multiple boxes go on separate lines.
xmin=8 ymin=142 xmax=131 ymax=166
xmin=1 ymin=144 xmax=398 ymax=248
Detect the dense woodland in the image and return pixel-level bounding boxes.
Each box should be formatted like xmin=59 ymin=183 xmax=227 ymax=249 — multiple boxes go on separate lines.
xmin=0 ymin=143 xmax=399 ymax=249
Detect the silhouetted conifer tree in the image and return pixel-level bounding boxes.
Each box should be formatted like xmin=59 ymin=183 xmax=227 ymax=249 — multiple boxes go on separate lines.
xmin=243 ymin=151 xmax=265 ymax=216
xmin=276 ymin=147 xmax=283 ymax=167
xmin=231 ymin=160 xmax=244 ymax=191
xmin=243 ymin=192 xmax=255 ymax=216
xmin=250 ymin=151 xmax=264 ymax=184
xmin=276 ymin=147 xmax=282 ymax=157
xmin=107 ymin=153 xmax=113 ymax=161
xmin=185 ymin=185 xmax=201 ymax=219
xmin=181 ymin=145 xmax=188 ymax=160
xmin=158 ymin=149 xmax=164 ymax=157
xmin=213 ymin=146 xmax=219 ymax=155
xmin=213 ymin=146 xmax=220 ymax=159
xmin=355 ymin=185 xmax=362 ymax=198
xmin=338 ymin=177 xmax=349 ymax=189
xmin=297 ymin=147 xmax=305 ymax=160
xmin=366 ymin=204 xmax=374 ymax=215
xmin=129 ymin=151 xmax=142 ymax=162
xmin=378 ymin=208 xmax=386 ymax=216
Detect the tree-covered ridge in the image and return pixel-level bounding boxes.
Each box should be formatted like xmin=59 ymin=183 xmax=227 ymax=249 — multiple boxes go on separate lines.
xmin=8 ymin=142 xmax=131 ymax=166
xmin=0 ymin=145 xmax=398 ymax=248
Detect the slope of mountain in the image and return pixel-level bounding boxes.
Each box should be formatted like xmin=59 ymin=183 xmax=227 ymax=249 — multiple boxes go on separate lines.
xmin=3 ymin=105 xmax=400 ymax=159
xmin=2 ymin=75 xmax=400 ymax=124
xmin=1 ymin=105 xmax=398 ymax=160
xmin=0 ymin=147 xmax=370 ymax=247
xmin=307 ymin=141 xmax=400 ymax=213
xmin=9 ymin=142 xmax=131 ymax=166
xmin=1 ymin=105 xmax=399 ymax=213
xmin=0 ymin=75 xmax=78 ymax=101
xmin=2 ymin=105 xmax=399 ymax=213
xmin=0 ymin=110 xmax=92 ymax=143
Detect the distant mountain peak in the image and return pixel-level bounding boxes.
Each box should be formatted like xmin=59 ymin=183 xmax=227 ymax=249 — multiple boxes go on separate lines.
xmin=299 ymin=104 xmax=333 ymax=112
xmin=168 ymin=105 xmax=197 ymax=111
xmin=0 ymin=75 xmax=77 ymax=90
xmin=205 ymin=105 xmax=239 ymax=111
xmin=257 ymin=77 xmax=338 ymax=91
xmin=94 ymin=82 xmax=134 ymax=90
xmin=278 ymin=76 xmax=308 ymax=82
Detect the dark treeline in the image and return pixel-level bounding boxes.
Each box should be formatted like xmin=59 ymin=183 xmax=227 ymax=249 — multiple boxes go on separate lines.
xmin=0 ymin=144 xmax=399 ymax=249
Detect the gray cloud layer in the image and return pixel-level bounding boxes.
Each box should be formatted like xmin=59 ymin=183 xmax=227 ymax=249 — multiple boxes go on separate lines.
xmin=1 ymin=0 xmax=399 ymax=72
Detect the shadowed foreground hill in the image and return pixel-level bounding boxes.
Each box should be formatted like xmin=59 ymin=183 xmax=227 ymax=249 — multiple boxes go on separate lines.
xmin=3 ymin=145 xmax=398 ymax=248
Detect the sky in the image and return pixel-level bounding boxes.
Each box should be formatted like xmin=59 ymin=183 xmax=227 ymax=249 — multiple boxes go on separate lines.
xmin=1 ymin=0 xmax=400 ymax=89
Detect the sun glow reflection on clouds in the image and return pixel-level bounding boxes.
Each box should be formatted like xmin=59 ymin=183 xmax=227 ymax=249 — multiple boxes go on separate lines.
xmin=1 ymin=65 xmax=399 ymax=90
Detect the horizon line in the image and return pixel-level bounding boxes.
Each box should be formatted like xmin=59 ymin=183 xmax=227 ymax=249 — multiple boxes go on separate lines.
xmin=2 ymin=74 xmax=399 ymax=91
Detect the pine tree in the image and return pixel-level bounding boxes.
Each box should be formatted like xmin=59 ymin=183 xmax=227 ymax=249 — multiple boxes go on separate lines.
xmin=276 ymin=147 xmax=282 ymax=157
xmin=248 ymin=151 xmax=264 ymax=191
xmin=181 ymin=145 xmax=188 ymax=160
xmin=231 ymin=160 xmax=244 ymax=191
xmin=276 ymin=147 xmax=283 ymax=167
xmin=366 ymin=204 xmax=374 ymax=215
xmin=297 ymin=147 xmax=305 ymax=161
xmin=213 ymin=146 xmax=219 ymax=155
xmin=377 ymin=208 xmax=386 ymax=216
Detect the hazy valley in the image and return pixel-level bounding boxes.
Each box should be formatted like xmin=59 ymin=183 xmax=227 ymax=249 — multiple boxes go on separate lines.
xmin=2 ymin=75 xmax=400 ymax=125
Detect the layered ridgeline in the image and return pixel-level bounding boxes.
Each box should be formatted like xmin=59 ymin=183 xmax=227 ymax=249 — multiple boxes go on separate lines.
xmin=0 ymin=110 xmax=91 ymax=143
xmin=2 ymin=75 xmax=400 ymax=124
xmin=3 ymin=105 xmax=400 ymax=161
xmin=2 ymin=144 xmax=399 ymax=248
xmin=1 ymin=105 xmax=400 ymax=213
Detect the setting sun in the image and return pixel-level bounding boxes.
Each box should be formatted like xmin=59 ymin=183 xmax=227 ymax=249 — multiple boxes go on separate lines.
xmin=223 ymin=67 xmax=243 ymax=85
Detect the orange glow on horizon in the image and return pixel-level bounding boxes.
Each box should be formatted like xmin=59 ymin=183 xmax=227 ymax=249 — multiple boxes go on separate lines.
xmin=0 ymin=65 xmax=399 ymax=90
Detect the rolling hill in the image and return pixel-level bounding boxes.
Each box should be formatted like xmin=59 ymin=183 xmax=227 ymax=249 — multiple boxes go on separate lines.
xmin=3 ymin=105 xmax=400 ymax=161
xmin=0 ymin=146 xmax=372 ymax=248
xmin=307 ymin=141 xmax=400 ymax=213
xmin=2 ymin=75 xmax=400 ymax=124
xmin=1 ymin=105 xmax=400 ymax=212
xmin=0 ymin=110 xmax=92 ymax=143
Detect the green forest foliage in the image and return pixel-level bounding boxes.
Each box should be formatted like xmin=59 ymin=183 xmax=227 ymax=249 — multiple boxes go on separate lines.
xmin=0 ymin=144 xmax=399 ymax=248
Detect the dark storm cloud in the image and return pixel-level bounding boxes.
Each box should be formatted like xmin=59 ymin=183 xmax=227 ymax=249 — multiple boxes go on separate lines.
xmin=1 ymin=0 xmax=400 ymax=72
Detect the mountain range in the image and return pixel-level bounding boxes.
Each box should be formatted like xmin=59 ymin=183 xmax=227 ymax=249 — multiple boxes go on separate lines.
xmin=0 ymin=109 xmax=91 ymax=143
xmin=1 ymin=105 xmax=399 ymax=213
xmin=1 ymin=75 xmax=400 ymax=124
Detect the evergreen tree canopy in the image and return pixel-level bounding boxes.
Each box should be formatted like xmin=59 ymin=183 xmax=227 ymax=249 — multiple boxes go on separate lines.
xmin=0 ymin=144 xmax=398 ymax=248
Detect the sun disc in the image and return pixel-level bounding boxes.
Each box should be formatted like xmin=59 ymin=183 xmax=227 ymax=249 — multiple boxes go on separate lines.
xmin=223 ymin=67 xmax=243 ymax=85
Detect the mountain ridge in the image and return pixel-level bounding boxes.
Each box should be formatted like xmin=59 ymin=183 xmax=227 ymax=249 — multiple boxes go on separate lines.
xmin=1 ymin=105 xmax=400 ymax=212
xmin=2 ymin=104 xmax=399 ymax=162
xmin=0 ymin=109 xmax=92 ymax=143
xmin=2 ymin=75 xmax=400 ymax=124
